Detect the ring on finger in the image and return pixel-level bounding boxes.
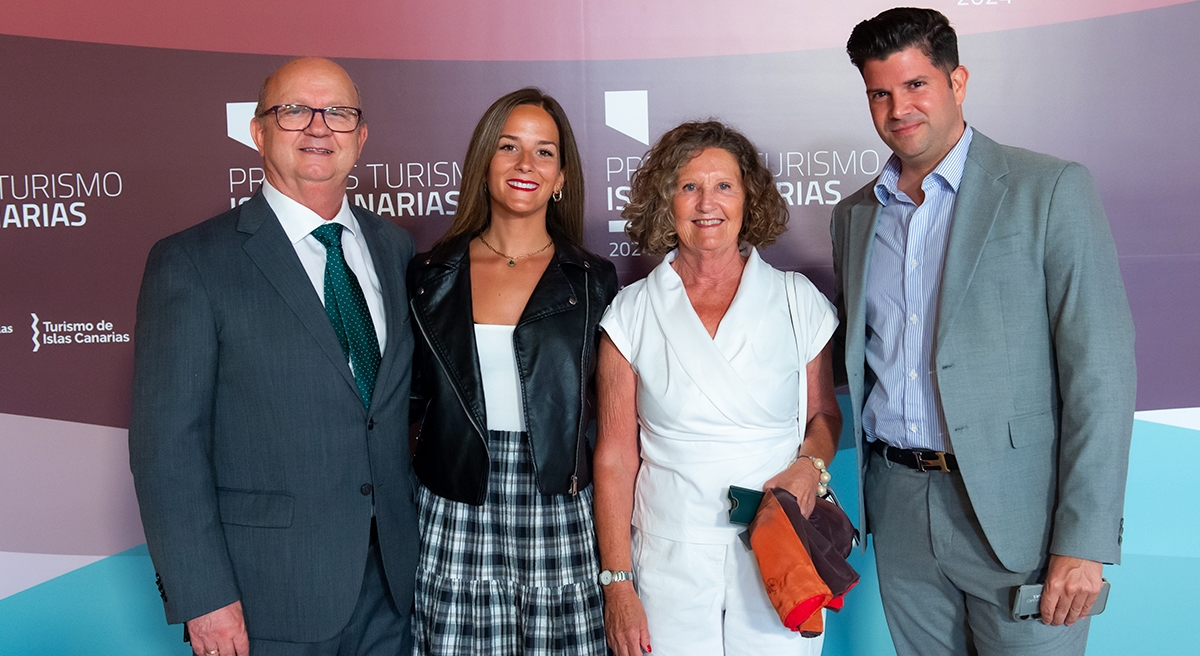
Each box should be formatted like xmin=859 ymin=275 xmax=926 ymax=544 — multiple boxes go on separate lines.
xmin=206 ymin=650 xmax=219 ymax=655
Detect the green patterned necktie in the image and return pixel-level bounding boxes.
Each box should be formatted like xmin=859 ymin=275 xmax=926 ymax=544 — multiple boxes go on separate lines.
xmin=311 ymin=222 xmax=381 ymax=408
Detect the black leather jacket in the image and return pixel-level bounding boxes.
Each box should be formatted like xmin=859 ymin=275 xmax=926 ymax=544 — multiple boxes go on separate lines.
xmin=408 ymin=234 xmax=619 ymax=505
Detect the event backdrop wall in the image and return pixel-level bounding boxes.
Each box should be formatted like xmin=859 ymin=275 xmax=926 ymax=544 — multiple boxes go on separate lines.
xmin=1 ymin=1 xmax=1197 ymax=653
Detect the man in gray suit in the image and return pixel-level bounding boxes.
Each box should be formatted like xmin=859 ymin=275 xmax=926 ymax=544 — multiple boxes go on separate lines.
xmin=831 ymin=8 xmax=1135 ymax=654
xmin=130 ymin=57 xmax=417 ymax=656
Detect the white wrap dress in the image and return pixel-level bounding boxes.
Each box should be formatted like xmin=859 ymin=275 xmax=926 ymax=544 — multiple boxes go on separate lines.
xmin=600 ymin=248 xmax=837 ymax=655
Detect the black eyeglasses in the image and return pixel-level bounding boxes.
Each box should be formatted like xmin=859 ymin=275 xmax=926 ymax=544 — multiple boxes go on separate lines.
xmin=259 ymin=104 xmax=364 ymax=132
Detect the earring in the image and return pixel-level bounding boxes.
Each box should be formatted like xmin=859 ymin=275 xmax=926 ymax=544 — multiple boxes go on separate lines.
xmin=552 ymin=188 xmax=563 ymax=202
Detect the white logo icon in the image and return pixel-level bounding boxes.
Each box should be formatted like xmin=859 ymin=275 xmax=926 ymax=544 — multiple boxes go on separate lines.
xmin=30 ymin=313 xmax=40 ymax=352
xmin=605 ymin=91 xmax=649 ymax=146
xmin=226 ymin=102 xmax=259 ymax=151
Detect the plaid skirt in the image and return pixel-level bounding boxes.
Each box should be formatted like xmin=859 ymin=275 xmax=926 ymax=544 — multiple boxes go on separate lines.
xmin=412 ymin=430 xmax=606 ymax=655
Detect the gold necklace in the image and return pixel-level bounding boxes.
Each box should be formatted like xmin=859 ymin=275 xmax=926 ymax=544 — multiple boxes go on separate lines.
xmin=478 ymin=233 xmax=553 ymax=267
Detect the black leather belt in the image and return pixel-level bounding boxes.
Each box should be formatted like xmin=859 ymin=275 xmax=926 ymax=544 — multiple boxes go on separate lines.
xmin=871 ymin=440 xmax=958 ymax=473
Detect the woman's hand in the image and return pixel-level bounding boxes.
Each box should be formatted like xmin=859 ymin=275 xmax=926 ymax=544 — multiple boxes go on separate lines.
xmin=764 ymin=341 xmax=842 ymax=517
xmin=603 ymin=582 xmax=652 ymax=656
xmin=595 ymin=335 xmax=650 ymax=653
xmin=763 ymin=458 xmax=823 ymax=517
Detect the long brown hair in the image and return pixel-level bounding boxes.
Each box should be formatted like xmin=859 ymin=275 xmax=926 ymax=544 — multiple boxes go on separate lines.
xmin=435 ymin=88 xmax=585 ymax=249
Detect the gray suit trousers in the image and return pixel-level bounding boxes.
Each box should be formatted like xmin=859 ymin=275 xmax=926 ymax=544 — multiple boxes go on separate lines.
xmin=866 ymin=450 xmax=1090 ymax=656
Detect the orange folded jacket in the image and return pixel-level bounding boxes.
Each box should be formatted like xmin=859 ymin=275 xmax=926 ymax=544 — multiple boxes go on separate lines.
xmin=748 ymin=489 xmax=859 ymax=636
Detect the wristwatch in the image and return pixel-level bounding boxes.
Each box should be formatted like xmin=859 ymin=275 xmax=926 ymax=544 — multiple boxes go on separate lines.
xmin=598 ymin=569 xmax=634 ymax=586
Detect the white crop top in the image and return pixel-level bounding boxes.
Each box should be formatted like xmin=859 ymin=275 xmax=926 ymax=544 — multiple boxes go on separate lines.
xmin=473 ymin=324 xmax=527 ymax=432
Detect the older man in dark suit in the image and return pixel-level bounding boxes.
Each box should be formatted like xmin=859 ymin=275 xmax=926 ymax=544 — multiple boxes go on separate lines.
xmin=130 ymin=57 xmax=417 ymax=656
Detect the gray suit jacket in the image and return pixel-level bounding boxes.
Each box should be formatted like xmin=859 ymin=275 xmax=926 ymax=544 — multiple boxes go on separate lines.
xmin=129 ymin=192 xmax=418 ymax=641
xmin=831 ymin=131 xmax=1136 ymax=573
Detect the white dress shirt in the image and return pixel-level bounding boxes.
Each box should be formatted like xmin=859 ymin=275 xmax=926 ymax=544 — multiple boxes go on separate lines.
xmin=262 ymin=181 xmax=387 ymax=356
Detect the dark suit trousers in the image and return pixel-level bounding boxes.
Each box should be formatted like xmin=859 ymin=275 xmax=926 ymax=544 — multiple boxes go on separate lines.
xmin=249 ymin=526 xmax=412 ymax=656
xmin=866 ymin=449 xmax=1090 ymax=656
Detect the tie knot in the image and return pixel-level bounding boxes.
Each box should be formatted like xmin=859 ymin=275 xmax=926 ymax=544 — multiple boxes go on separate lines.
xmin=311 ymin=222 xmax=344 ymax=249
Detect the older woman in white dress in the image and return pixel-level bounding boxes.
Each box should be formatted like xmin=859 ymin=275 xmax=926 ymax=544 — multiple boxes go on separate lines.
xmin=594 ymin=121 xmax=842 ymax=656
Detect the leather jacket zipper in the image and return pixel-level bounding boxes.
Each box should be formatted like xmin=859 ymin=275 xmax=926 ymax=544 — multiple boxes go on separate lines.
xmin=570 ymin=270 xmax=590 ymax=496
xmin=411 ymin=303 xmax=489 ymax=457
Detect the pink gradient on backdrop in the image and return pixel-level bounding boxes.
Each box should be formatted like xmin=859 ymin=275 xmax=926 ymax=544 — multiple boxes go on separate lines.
xmin=0 ymin=414 xmax=143 ymax=556
xmin=0 ymin=0 xmax=1190 ymax=61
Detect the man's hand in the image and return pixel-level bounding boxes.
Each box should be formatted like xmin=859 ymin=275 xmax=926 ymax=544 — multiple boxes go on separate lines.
xmin=1039 ymin=555 xmax=1103 ymax=626
xmin=186 ymin=600 xmax=249 ymax=656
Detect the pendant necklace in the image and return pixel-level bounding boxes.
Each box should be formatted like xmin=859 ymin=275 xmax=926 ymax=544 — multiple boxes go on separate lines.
xmin=478 ymin=233 xmax=554 ymax=267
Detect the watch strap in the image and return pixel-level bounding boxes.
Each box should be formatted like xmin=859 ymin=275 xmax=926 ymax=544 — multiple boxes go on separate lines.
xmin=599 ymin=569 xmax=634 ymax=586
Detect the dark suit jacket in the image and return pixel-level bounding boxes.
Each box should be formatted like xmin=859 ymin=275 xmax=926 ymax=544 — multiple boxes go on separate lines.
xmin=129 ymin=192 xmax=418 ymax=641
xmin=831 ymin=131 xmax=1136 ymax=572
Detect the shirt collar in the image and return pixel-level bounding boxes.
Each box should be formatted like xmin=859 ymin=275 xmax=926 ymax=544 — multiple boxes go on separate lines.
xmin=262 ymin=180 xmax=358 ymax=245
xmin=874 ymin=125 xmax=974 ymax=205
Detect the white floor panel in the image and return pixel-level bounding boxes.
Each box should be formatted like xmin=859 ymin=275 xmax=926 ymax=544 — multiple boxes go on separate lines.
xmin=0 ymin=550 xmax=105 ymax=600
xmin=1134 ymin=407 xmax=1200 ymax=432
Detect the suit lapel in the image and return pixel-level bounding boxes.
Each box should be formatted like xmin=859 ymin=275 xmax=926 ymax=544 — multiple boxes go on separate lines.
xmin=841 ymin=192 xmax=882 ymax=544
xmin=844 ymin=195 xmax=880 ymax=399
xmin=356 ymin=209 xmax=405 ymax=409
xmin=237 ymin=193 xmax=361 ymax=402
xmin=935 ymin=135 xmax=1009 ymax=352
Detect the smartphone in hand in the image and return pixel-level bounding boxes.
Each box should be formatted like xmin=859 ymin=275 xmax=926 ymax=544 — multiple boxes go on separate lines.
xmin=1011 ymin=579 xmax=1110 ymax=621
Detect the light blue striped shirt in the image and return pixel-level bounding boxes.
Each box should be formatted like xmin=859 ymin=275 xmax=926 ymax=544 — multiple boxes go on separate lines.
xmin=863 ymin=126 xmax=973 ymax=452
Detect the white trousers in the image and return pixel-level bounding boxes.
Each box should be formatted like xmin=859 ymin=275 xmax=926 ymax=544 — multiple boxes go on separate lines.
xmin=632 ymin=527 xmax=824 ymax=656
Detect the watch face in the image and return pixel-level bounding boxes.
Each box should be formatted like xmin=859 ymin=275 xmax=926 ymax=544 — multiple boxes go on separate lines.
xmin=599 ymin=570 xmax=612 ymax=585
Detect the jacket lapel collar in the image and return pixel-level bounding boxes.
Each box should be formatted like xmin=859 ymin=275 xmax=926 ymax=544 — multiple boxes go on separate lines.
xmin=519 ymin=262 xmax=577 ymax=325
xmin=238 ymin=193 xmax=361 ymax=402
xmin=935 ymin=135 xmax=1009 ymax=352
xmin=410 ymin=243 xmax=488 ymax=431
xmin=518 ymin=244 xmax=592 ymax=325
xmin=845 ymin=195 xmax=880 ymax=383
xmin=356 ymin=208 xmax=404 ymax=408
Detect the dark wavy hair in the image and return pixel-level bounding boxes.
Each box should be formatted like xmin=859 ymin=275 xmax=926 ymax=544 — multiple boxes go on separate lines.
xmin=846 ymin=7 xmax=959 ymax=75
xmin=435 ymin=88 xmax=584 ymax=249
xmin=623 ymin=121 xmax=788 ymax=256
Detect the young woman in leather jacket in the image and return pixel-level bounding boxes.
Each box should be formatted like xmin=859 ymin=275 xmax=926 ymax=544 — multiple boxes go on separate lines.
xmin=407 ymin=88 xmax=618 ymax=655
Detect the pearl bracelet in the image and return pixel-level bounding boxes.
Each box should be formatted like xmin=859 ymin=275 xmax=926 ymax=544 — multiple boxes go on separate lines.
xmin=799 ymin=455 xmax=832 ymax=497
